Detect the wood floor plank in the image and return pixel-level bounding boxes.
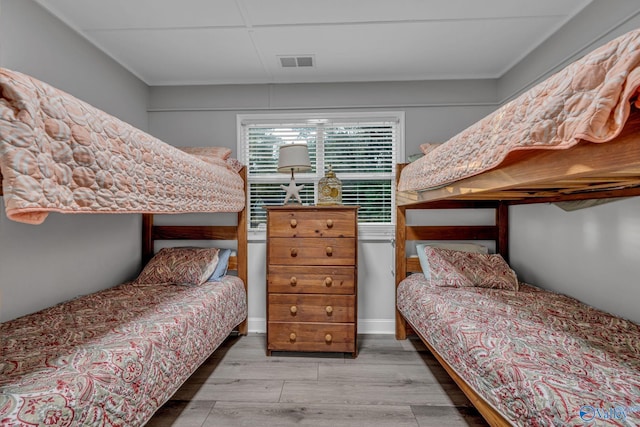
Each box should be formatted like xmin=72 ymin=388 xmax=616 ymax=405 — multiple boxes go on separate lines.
xmin=170 ymin=379 xmax=284 ymax=403
xmin=267 ymin=351 xmax=347 ymax=363
xmin=412 ymin=405 xmax=488 ymax=427
xmin=208 ymin=360 xmax=319 ymax=381
xmin=343 ymin=347 xmax=429 ymax=365
xmin=399 ymin=336 xmax=429 ymax=352
xmin=280 ymin=380 xmax=472 ymax=406
xmin=358 ymin=334 xmax=424 ymax=352
xmin=204 ymin=402 xmax=421 ymax=427
xmin=217 ymin=334 xmax=349 ymax=362
xmin=318 ymin=362 xmax=451 ymax=384
xmin=145 ymin=400 xmax=214 ymax=427
xmin=211 ymin=346 xmax=347 ymax=364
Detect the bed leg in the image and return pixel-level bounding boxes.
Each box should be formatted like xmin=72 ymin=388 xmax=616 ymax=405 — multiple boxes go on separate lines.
xmin=396 ymin=310 xmax=407 ymax=340
xmin=237 ymin=319 xmax=248 ymax=335
xmin=395 ymin=199 xmax=408 ymax=340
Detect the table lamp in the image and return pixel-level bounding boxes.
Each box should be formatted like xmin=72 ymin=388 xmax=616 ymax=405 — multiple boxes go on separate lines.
xmin=278 ymin=143 xmax=311 ymax=204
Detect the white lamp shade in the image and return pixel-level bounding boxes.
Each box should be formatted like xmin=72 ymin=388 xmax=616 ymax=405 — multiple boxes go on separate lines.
xmin=278 ymin=143 xmax=311 ymax=173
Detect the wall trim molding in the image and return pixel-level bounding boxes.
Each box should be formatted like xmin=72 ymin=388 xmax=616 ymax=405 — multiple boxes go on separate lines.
xmin=147 ymin=101 xmax=498 ymax=113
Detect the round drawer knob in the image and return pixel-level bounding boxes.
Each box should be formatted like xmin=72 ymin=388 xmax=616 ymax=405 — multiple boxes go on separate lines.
xmin=290 ymin=248 xmax=298 ymax=257
xmin=325 ymin=246 xmax=333 ymax=256
xmin=290 ymin=333 xmax=297 ymax=341
xmin=290 ymin=305 xmax=298 ymax=314
xmin=290 ymin=219 xmax=297 ymax=228
xmin=325 ymin=277 xmax=333 ymax=287
xmin=325 ymin=334 xmax=333 ymax=342
xmin=326 ymin=219 xmax=334 ymax=228
xmin=325 ymin=306 xmax=333 ymax=314
xmin=290 ymin=276 xmax=297 ymax=286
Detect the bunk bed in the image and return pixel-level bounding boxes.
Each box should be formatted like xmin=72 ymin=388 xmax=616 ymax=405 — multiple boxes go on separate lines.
xmin=0 ymin=67 xmax=244 ymax=224
xmin=0 ymin=68 xmax=248 ymax=426
xmin=395 ymin=29 xmax=640 ymax=426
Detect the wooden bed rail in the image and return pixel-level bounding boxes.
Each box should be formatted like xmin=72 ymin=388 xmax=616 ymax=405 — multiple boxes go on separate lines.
xmin=396 ymin=112 xmax=640 ymax=207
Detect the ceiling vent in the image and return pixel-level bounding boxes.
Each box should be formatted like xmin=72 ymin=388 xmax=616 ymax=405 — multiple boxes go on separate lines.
xmin=278 ymin=55 xmax=315 ymax=68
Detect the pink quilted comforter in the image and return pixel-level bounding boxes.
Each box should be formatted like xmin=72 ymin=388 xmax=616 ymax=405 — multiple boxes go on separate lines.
xmin=0 ymin=276 xmax=247 ymax=426
xmin=0 ymin=68 xmax=244 ymax=224
xmin=399 ymin=29 xmax=640 ymax=192
xmin=397 ymin=274 xmax=640 ymax=426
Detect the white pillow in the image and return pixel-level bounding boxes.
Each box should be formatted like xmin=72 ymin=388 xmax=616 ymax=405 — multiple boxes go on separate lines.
xmin=415 ymin=242 xmax=488 ymax=280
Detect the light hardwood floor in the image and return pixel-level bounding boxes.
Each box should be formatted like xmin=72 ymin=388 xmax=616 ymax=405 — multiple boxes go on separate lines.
xmin=146 ymin=333 xmax=489 ymax=427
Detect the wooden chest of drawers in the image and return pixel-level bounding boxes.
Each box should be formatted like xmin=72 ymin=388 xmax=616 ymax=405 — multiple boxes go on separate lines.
xmin=266 ymin=205 xmax=358 ymax=357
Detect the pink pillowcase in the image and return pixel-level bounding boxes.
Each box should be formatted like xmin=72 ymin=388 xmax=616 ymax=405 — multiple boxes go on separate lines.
xmin=179 ymin=146 xmax=232 ymax=162
xmin=226 ymin=157 xmax=244 ymax=173
xmin=425 ymin=246 xmax=519 ymax=291
xmin=419 ymin=143 xmax=439 ymax=155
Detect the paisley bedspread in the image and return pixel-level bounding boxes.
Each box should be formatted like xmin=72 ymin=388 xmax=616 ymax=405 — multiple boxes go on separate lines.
xmin=399 ymin=29 xmax=640 ymax=193
xmin=0 ymin=68 xmax=245 ymax=224
xmin=397 ymin=274 xmax=640 ymax=426
xmin=0 ymin=275 xmax=247 ymax=426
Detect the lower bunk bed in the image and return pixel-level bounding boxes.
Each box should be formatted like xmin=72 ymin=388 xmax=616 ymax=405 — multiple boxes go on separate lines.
xmin=0 ymin=67 xmax=250 ymax=426
xmin=0 ymin=208 xmax=248 ymax=426
xmin=398 ymin=274 xmax=640 ymax=425
xmin=395 ymin=202 xmax=640 ymax=426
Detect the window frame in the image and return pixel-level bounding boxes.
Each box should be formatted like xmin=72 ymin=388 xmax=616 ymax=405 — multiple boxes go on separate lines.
xmin=237 ymin=111 xmax=404 ymax=241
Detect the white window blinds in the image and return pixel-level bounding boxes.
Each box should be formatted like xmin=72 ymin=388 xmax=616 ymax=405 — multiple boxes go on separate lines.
xmin=239 ymin=113 xmax=402 ymax=234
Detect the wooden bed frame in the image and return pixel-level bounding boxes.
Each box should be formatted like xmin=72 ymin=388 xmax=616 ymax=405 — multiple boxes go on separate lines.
xmin=395 ymin=110 xmax=640 ymax=427
xmin=141 ymin=167 xmax=249 ymax=335
xmin=397 ymin=112 xmax=640 ymax=207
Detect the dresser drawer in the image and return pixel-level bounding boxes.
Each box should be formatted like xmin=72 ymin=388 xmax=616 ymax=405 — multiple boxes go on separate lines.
xmin=268 ymin=294 xmax=355 ymax=322
xmin=267 ymin=322 xmax=355 ymax=353
xmin=267 ymin=266 xmax=355 ymax=294
xmin=267 ymin=209 xmax=356 ymax=238
xmin=269 ymin=237 xmax=356 ymax=266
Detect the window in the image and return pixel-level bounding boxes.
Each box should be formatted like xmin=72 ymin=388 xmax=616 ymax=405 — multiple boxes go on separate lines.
xmin=238 ymin=112 xmax=403 ymax=239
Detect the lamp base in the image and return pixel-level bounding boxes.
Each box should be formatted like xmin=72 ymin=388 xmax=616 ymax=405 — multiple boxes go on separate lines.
xmin=280 ymin=178 xmax=305 ymax=204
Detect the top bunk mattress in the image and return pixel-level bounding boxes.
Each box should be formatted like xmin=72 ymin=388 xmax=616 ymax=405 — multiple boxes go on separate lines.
xmin=0 ymin=68 xmax=245 ymax=224
xmin=398 ymin=29 xmax=640 ymax=195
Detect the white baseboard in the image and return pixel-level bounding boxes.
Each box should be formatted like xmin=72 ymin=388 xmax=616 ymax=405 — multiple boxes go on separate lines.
xmin=247 ymin=317 xmax=266 ymax=333
xmin=357 ymin=319 xmax=395 ymax=334
xmin=247 ymin=317 xmax=395 ymax=335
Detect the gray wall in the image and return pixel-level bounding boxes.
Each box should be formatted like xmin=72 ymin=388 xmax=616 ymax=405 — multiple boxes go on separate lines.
xmin=502 ymin=3 xmax=640 ymax=324
xmin=149 ymin=79 xmax=498 ymax=157
xmin=148 ymin=81 xmax=499 ymax=333
xmin=510 ymin=199 xmax=640 ymax=325
xmin=0 ymin=0 xmax=149 ymax=322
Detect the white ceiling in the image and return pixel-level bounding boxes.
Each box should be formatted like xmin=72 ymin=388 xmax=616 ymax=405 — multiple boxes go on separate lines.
xmin=35 ymin=0 xmax=593 ymax=86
